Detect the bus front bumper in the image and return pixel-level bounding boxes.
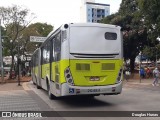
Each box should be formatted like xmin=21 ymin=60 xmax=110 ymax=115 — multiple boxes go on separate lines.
xmin=61 ymin=81 xmax=122 ymax=96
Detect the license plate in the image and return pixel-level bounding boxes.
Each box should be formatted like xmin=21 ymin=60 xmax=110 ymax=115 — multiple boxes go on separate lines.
xmin=90 ymin=76 xmax=100 ymax=81
xmin=88 ymin=89 xmax=100 ymax=92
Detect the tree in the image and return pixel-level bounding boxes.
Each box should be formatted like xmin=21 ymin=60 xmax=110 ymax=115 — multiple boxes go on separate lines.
xmin=138 ymin=0 xmax=160 ymax=36
xmin=20 ymin=22 xmax=53 ymax=59
xmin=138 ymin=0 xmax=160 ymax=62
xmin=101 ymin=0 xmax=148 ymax=71
xmin=18 ymin=22 xmax=53 ymax=73
xmin=0 ymin=5 xmax=35 ymax=79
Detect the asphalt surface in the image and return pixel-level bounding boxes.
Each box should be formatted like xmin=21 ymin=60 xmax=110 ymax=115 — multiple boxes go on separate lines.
xmin=0 ymin=78 xmax=160 ymax=120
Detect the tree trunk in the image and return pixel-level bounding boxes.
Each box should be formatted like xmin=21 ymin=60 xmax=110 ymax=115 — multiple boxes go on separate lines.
xmin=130 ymin=57 xmax=136 ymax=72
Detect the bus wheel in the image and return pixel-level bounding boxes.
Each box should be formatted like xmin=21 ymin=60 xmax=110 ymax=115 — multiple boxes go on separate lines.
xmin=36 ymin=85 xmax=41 ymax=89
xmin=36 ymin=80 xmax=41 ymax=89
xmin=47 ymin=84 xmax=57 ymax=100
xmin=32 ymin=76 xmax=36 ymax=85
xmin=33 ymin=82 xmax=36 ymax=85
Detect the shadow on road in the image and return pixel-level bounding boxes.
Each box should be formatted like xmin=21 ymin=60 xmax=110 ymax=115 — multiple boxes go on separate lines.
xmin=30 ymin=82 xmax=116 ymax=108
xmin=54 ymin=95 xmax=115 ymax=108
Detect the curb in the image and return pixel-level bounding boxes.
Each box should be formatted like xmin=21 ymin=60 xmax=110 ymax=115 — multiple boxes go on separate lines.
xmin=22 ymin=82 xmax=31 ymax=90
xmin=123 ymin=79 xmax=153 ymax=86
xmin=124 ymin=82 xmax=152 ymax=86
xmin=0 ymin=79 xmax=31 ymax=84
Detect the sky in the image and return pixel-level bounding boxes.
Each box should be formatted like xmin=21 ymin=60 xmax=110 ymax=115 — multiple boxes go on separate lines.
xmin=0 ymin=0 xmax=122 ymax=29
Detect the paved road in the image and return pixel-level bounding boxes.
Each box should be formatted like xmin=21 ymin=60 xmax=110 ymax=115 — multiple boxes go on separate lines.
xmin=0 ymin=81 xmax=160 ymax=120
xmin=27 ymin=81 xmax=160 ymax=120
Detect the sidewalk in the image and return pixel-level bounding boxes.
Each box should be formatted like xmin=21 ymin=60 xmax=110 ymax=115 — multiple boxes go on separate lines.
xmin=122 ymin=77 xmax=160 ymax=91
xmin=0 ymin=76 xmax=31 ymax=91
xmin=123 ymin=72 xmax=155 ymax=86
xmin=124 ymin=78 xmax=153 ymax=85
xmin=0 ymin=82 xmax=24 ymax=91
xmin=0 ymin=76 xmax=31 ymax=83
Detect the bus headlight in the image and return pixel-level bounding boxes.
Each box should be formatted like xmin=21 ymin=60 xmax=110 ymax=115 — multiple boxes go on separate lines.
xmin=64 ymin=67 xmax=74 ymax=85
xmin=116 ymin=68 xmax=123 ymax=83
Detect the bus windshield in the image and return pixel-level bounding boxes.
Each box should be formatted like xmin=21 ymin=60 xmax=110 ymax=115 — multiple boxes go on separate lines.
xmin=69 ymin=26 xmax=121 ymax=54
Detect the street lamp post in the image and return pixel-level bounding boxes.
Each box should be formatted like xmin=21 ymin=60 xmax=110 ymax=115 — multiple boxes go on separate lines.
xmin=17 ymin=55 xmax=20 ymax=85
xmin=0 ymin=15 xmax=4 ymax=83
xmin=17 ymin=42 xmax=21 ymax=86
xmin=139 ymin=51 xmax=142 ymax=83
xmin=156 ymin=37 xmax=160 ymax=67
xmin=156 ymin=47 xmax=157 ymax=67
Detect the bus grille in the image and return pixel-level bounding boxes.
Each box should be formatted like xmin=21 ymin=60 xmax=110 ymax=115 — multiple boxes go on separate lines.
xmin=102 ymin=63 xmax=115 ymax=70
xmin=76 ymin=63 xmax=90 ymax=71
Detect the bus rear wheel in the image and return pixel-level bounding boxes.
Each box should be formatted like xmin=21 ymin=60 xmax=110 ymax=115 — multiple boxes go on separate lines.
xmin=36 ymin=78 xmax=41 ymax=89
xmin=47 ymin=83 xmax=57 ymax=100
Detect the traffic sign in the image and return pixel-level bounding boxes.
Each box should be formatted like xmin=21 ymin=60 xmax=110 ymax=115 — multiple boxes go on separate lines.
xmin=30 ymin=36 xmax=47 ymax=42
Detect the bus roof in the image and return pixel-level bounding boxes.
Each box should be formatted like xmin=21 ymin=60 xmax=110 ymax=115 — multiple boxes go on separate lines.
xmin=68 ymin=23 xmax=121 ymax=29
xmin=38 ymin=23 xmax=121 ymax=50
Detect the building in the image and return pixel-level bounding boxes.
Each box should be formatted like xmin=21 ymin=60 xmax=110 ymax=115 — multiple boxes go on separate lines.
xmin=80 ymin=0 xmax=110 ymax=23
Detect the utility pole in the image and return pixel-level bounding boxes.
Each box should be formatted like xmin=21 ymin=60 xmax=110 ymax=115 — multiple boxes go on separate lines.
xmin=0 ymin=16 xmax=4 ymax=83
xmin=156 ymin=47 xmax=157 ymax=67
xmin=139 ymin=51 xmax=142 ymax=83
xmin=17 ymin=45 xmax=21 ymax=86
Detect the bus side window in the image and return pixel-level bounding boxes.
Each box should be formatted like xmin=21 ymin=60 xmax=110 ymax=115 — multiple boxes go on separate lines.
xmin=46 ymin=42 xmax=50 ymax=63
xmin=54 ymin=32 xmax=61 ymax=61
xmin=41 ymin=47 xmax=43 ymax=65
xmin=35 ymin=52 xmax=38 ymax=66
xmin=105 ymin=32 xmax=117 ymax=40
xmin=41 ymin=46 xmax=47 ymax=64
xmin=52 ymin=37 xmax=55 ymax=62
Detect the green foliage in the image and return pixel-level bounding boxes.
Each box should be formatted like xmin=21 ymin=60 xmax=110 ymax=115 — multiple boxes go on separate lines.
xmin=0 ymin=5 xmax=53 ymax=55
xmin=0 ymin=5 xmax=53 ymax=78
xmin=143 ymin=44 xmax=160 ymax=61
xmin=138 ymin=0 xmax=160 ymax=61
xmin=100 ymin=0 xmax=149 ymax=70
xmin=0 ymin=5 xmax=34 ymax=57
xmin=28 ymin=22 xmax=53 ymax=37
xmin=21 ymin=22 xmax=53 ymax=53
xmin=138 ymin=0 xmax=160 ymax=31
xmin=101 ymin=0 xmax=160 ymax=70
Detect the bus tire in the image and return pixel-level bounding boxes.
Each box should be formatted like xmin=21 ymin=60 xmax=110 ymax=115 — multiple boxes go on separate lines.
xmin=36 ymin=78 xmax=41 ymax=89
xmin=47 ymin=81 xmax=57 ymax=100
xmin=36 ymin=84 xmax=41 ymax=89
xmin=33 ymin=81 xmax=36 ymax=85
xmin=32 ymin=76 xmax=36 ymax=85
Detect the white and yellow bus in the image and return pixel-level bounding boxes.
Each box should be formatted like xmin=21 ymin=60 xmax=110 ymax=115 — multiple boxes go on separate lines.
xmin=31 ymin=23 xmax=123 ymax=99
